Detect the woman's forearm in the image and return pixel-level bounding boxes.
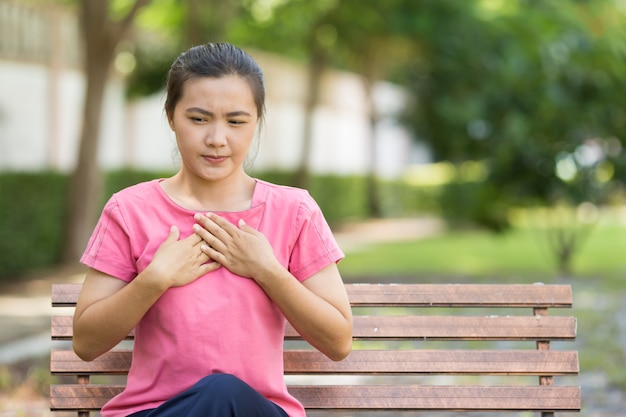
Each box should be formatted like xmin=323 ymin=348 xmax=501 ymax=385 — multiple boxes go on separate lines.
xmin=255 ymin=263 xmax=353 ymax=361
xmin=73 ymin=270 xmax=167 ymax=361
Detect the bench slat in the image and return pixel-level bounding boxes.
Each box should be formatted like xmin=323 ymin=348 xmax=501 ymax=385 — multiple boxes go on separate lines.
xmin=51 ymin=350 xmax=132 ymax=375
xmin=51 ymin=349 xmax=579 ymax=375
xmin=346 ymin=283 xmax=573 ymax=307
xmin=50 ymin=384 xmax=581 ymax=412
xmin=52 ymin=315 xmax=577 ymax=341
xmin=50 ymin=385 xmax=123 ymax=410
xmin=52 ymin=283 xmax=573 ymax=308
xmin=289 ymin=385 xmax=582 ymax=411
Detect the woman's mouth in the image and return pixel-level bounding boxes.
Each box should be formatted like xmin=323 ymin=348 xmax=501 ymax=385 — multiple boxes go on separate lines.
xmin=203 ymin=155 xmax=227 ymax=164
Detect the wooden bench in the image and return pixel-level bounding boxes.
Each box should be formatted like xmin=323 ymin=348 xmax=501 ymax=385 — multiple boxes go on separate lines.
xmin=50 ymin=282 xmax=581 ymax=416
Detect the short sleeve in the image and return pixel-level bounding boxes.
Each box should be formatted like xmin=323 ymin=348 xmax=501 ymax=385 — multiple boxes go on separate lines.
xmin=80 ymin=197 xmax=137 ymax=282
xmin=288 ymin=195 xmax=344 ymax=281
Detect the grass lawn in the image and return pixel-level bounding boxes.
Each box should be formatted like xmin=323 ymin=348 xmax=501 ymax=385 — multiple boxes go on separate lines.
xmin=339 ymin=222 xmax=626 ymax=285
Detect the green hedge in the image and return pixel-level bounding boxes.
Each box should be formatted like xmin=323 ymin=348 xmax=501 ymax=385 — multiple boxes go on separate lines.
xmin=0 ymin=170 xmax=436 ymax=280
xmin=0 ymin=172 xmax=69 ymax=279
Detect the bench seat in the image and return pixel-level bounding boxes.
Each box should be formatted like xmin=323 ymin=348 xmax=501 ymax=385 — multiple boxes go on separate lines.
xmin=50 ymin=283 xmax=581 ymax=416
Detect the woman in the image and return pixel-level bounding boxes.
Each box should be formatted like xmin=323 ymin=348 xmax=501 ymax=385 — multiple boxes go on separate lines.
xmin=73 ymin=43 xmax=352 ymax=417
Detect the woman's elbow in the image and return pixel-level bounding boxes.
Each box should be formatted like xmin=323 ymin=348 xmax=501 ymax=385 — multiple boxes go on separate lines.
xmin=72 ymin=333 xmax=104 ymax=362
xmin=331 ymin=339 xmax=353 ymax=361
xmin=325 ymin=331 xmax=353 ymax=362
xmin=73 ymin=340 xmax=97 ymax=362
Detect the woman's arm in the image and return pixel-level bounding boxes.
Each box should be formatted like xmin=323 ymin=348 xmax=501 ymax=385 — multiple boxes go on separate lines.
xmin=257 ymin=262 xmax=353 ymax=361
xmin=73 ymin=226 xmax=220 ymax=361
xmin=194 ymin=213 xmax=353 ymax=361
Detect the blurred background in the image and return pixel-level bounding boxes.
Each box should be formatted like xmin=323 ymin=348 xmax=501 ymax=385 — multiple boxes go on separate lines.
xmin=1 ymin=0 xmax=625 ymax=415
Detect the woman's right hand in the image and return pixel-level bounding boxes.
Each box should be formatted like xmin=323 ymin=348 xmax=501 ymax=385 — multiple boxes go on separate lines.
xmin=145 ymin=225 xmax=221 ymax=290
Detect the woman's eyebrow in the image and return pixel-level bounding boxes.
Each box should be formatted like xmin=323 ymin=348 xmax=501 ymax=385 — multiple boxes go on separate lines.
xmin=226 ymin=110 xmax=253 ymax=117
xmin=185 ymin=107 xmax=252 ymax=117
xmin=186 ymin=107 xmax=211 ymax=116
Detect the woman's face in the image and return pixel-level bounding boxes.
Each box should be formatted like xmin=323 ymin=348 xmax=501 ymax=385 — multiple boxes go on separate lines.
xmin=168 ymin=75 xmax=259 ymax=184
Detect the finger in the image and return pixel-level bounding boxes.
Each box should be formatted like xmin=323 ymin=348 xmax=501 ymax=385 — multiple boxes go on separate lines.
xmin=193 ymin=213 xmax=221 ymax=239
xmin=199 ymin=260 xmax=221 ymax=275
xmin=238 ymin=218 xmax=260 ymax=237
xmin=200 ymin=243 xmax=225 ymax=265
xmin=192 ymin=223 xmax=219 ymax=247
xmin=167 ymin=225 xmax=180 ymax=242
xmin=203 ymin=213 xmax=238 ymax=236
xmin=237 ymin=218 xmax=255 ymax=232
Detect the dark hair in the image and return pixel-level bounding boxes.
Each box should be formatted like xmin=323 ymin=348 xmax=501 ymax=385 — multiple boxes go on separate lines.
xmin=164 ymin=43 xmax=265 ymax=122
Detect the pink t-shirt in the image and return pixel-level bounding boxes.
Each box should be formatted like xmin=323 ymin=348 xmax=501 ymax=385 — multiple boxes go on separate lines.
xmin=80 ymin=179 xmax=344 ymax=417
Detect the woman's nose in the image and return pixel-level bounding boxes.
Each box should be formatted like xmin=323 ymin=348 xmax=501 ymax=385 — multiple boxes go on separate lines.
xmin=205 ymin=122 xmax=227 ymax=146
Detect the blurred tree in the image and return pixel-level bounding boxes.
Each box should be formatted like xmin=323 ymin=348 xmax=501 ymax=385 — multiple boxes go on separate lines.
xmin=401 ymin=0 xmax=626 ymax=274
xmin=324 ymin=0 xmax=425 ymax=216
xmin=65 ymin=0 xmax=151 ymax=262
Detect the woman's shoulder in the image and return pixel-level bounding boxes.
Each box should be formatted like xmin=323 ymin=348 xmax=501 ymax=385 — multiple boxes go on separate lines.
xmin=254 ymin=179 xmax=322 ymax=218
xmin=255 ymin=179 xmax=316 ymax=205
xmin=107 ymin=179 xmax=163 ymax=206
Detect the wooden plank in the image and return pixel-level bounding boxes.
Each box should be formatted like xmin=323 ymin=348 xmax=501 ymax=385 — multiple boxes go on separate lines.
xmin=53 ymin=283 xmax=573 ymax=308
xmin=51 ymin=350 xmax=131 ymax=375
xmin=50 ymin=384 xmax=581 ymax=412
xmin=346 ymin=284 xmax=573 ymax=307
xmin=289 ymin=385 xmax=582 ymax=411
xmin=51 ymin=283 xmax=82 ymax=307
xmin=50 ymin=385 xmax=124 ymax=410
xmin=345 ymin=316 xmax=577 ymax=340
xmin=51 ymin=316 xmax=134 ymax=340
xmin=53 ymin=315 xmax=577 ymax=341
xmin=51 ymin=349 xmax=579 ymax=376
xmin=283 ymin=350 xmax=580 ymax=375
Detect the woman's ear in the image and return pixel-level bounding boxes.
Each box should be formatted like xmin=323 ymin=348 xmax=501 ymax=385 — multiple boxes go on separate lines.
xmin=166 ymin=111 xmax=175 ymax=131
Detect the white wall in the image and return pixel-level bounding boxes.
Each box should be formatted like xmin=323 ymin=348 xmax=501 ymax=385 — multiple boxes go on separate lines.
xmin=0 ymin=51 xmax=425 ymax=178
xmin=0 ymin=59 xmax=128 ymax=172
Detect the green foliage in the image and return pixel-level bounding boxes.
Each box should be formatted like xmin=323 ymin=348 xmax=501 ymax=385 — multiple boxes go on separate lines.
xmin=378 ymin=179 xmax=442 ymax=217
xmin=127 ymin=0 xmax=246 ymax=99
xmin=401 ymin=0 xmax=626 ymax=224
xmin=438 ymin=180 xmax=512 ymax=232
xmin=308 ymin=175 xmax=369 ymax=224
xmin=104 ymin=168 xmax=175 ymax=199
xmin=0 ymin=172 xmax=68 ymax=279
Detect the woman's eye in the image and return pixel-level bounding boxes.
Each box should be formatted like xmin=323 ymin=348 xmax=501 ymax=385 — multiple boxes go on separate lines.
xmin=190 ymin=117 xmax=206 ymax=123
xmin=229 ymin=120 xmax=245 ymax=125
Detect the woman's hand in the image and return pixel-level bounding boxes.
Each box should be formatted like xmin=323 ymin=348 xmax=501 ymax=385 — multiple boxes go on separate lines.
xmin=146 ymin=225 xmax=221 ymax=290
xmin=193 ymin=213 xmax=279 ymax=282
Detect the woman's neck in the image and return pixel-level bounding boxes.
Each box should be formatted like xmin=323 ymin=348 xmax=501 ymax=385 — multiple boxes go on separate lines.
xmin=161 ymin=171 xmax=256 ymax=212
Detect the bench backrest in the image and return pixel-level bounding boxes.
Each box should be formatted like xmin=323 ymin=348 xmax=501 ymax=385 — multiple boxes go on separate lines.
xmin=50 ymin=283 xmax=581 ymax=416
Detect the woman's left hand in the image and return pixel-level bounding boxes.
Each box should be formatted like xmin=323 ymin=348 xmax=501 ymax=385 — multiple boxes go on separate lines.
xmin=193 ymin=212 xmax=279 ymax=281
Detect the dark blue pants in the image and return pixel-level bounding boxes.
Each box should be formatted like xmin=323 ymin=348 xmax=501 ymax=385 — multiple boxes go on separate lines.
xmin=127 ymin=373 xmax=289 ymax=417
